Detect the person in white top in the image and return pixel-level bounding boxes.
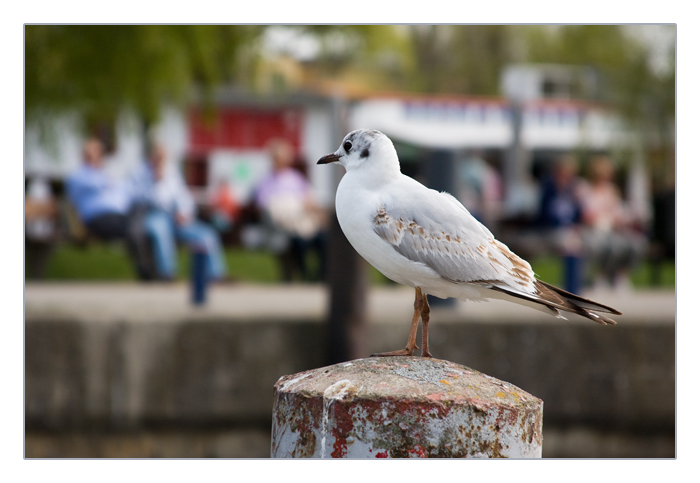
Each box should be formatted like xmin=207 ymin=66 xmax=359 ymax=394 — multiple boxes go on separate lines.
xmin=129 ymin=141 xmax=227 ymax=281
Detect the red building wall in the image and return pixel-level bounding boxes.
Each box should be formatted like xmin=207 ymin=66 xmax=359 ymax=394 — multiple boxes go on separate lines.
xmin=188 ymin=107 xmax=302 ymax=153
xmin=185 ymin=107 xmax=303 ymax=188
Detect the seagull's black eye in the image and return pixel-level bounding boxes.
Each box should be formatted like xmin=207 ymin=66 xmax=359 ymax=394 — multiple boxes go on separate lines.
xmin=343 ymin=141 xmax=352 ymax=152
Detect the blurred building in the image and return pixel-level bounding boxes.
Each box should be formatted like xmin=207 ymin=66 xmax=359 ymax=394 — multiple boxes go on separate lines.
xmin=24 ymin=64 xmax=647 ymax=225
xmin=24 ymin=93 xmax=340 ymax=210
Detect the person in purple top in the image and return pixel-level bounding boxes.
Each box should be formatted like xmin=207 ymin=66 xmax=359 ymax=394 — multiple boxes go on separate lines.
xmin=255 ymin=149 xmax=311 ymax=211
xmin=254 ymin=139 xmax=326 ymax=282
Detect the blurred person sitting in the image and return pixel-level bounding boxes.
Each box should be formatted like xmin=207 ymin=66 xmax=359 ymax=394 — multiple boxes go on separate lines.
xmin=129 ymin=141 xmax=227 ymax=282
xmin=66 ymin=138 xmax=132 ymax=241
xmin=457 ymin=150 xmax=502 ymax=228
xmin=580 ymin=155 xmax=647 ymax=291
xmin=66 ymin=138 xmax=154 ymax=278
xmin=254 ymin=139 xmax=326 ymax=282
xmin=537 ymin=155 xmax=585 ymax=294
xmin=25 ymin=176 xmax=58 ymax=279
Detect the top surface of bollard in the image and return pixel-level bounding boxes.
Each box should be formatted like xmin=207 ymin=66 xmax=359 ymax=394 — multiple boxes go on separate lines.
xmin=275 ymin=357 xmax=540 ymax=411
xmin=272 ymin=357 xmax=543 ymax=458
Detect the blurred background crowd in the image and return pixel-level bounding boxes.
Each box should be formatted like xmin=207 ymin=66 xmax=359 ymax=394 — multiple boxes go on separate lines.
xmin=24 ymin=25 xmax=675 ymax=459
xmin=24 ymin=25 xmax=675 ymax=292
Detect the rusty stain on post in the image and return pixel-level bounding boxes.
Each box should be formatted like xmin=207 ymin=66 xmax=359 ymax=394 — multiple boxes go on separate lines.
xmin=271 ymin=357 xmax=543 ymax=458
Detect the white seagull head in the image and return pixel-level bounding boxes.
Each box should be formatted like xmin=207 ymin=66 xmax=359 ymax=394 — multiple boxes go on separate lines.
xmin=317 ymin=129 xmax=400 ymax=176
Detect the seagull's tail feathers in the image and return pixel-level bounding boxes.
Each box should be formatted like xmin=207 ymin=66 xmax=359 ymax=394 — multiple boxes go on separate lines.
xmin=490 ymin=280 xmax=621 ymax=326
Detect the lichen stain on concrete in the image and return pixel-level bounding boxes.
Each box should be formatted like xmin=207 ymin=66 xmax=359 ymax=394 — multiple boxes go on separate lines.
xmin=330 ymin=400 xmax=355 ymax=458
xmin=275 ymin=392 xmax=323 ymax=458
xmin=520 ymin=407 xmax=543 ymax=446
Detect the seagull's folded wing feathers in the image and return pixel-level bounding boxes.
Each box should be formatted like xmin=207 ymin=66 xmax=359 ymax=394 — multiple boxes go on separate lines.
xmin=373 ymin=190 xmax=620 ymax=325
xmin=373 ymin=191 xmax=536 ymax=292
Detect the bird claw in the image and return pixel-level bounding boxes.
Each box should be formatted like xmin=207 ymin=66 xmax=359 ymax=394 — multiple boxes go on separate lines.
xmin=370 ymin=348 xmax=415 ymax=357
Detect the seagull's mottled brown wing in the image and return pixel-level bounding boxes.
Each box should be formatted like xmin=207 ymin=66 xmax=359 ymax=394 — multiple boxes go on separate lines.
xmin=372 ymin=191 xmax=621 ymax=326
xmin=372 ymin=193 xmax=537 ymax=293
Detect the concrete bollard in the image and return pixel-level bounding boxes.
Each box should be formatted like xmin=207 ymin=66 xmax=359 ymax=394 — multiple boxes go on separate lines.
xmin=271 ymin=357 xmax=543 ymax=458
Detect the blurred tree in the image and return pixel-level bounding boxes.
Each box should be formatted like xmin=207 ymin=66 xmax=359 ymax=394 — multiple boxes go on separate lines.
xmin=290 ymin=25 xmax=673 ymax=130
xmin=25 ymin=25 xmax=264 ymax=132
xmin=405 ymin=25 xmax=517 ymax=95
xmin=521 ymin=25 xmax=675 ymax=185
xmin=522 ymin=26 xmax=673 ymax=111
xmin=272 ymin=25 xmax=518 ymax=96
xmin=278 ymin=25 xmax=413 ymax=93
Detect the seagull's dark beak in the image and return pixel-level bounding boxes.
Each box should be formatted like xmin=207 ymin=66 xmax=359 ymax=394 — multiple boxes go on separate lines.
xmin=317 ymin=153 xmax=341 ymax=165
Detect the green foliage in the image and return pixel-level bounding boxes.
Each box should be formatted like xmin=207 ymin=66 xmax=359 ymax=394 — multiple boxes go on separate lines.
xmin=278 ymin=25 xmax=413 ymax=92
xmin=25 ymin=25 xmax=674 ymax=128
xmin=522 ymin=25 xmax=674 ymax=113
xmin=220 ymin=248 xmax=280 ymax=283
xmin=523 ymin=25 xmax=634 ymax=68
xmin=403 ymin=25 xmax=517 ymax=95
xmin=529 ymin=255 xmax=675 ymax=290
xmin=292 ymin=24 xmax=675 ymax=129
xmin=40 ymin=243 xmax=140 ymax=280
xmin=39 ymin=244 xmax=281 ymax=283
xmin=25 ymin=25 xmax=262 ymax=129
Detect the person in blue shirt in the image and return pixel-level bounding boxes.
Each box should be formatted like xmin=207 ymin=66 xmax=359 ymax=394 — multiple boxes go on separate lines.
xmin=66 ymin=138 xmax=155 ymax=279
xmin=66 ymin=138 xmax=131 ymax=240
xmin=537 ymin=155 xmax=585 ymax=294
xmin=129 ymin=141 xmax=227 ymax=281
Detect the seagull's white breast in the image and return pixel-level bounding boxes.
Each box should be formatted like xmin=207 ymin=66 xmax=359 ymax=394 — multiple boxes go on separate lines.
xmin=335 ymin=171 xmax=484 ymax=301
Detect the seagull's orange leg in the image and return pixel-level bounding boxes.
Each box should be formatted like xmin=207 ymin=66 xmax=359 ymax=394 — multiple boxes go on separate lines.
xmin=371 ymin=287 xmax=423 ymax=357
xmin=420 ymin=293 xmax=433 ymax=358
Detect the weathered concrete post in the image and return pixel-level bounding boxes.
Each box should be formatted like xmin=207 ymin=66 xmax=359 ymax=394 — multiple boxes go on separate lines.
xmin=271 ymin=357 xmax=543 ymax=458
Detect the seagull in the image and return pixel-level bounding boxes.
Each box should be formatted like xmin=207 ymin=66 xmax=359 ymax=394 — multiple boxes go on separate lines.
xmin=318 ymin=129 xmax=621 ymax=358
